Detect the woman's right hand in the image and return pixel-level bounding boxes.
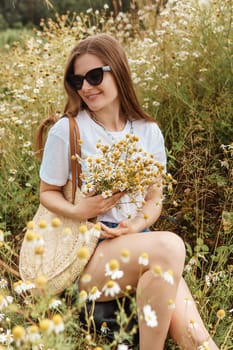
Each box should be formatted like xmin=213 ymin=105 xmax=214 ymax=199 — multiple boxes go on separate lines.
xmin=72 ymin=191 xmax=124 ymax=220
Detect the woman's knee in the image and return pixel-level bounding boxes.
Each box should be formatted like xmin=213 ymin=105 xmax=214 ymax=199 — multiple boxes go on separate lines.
xmin=151 ymin=231 xmax=186 ymax=272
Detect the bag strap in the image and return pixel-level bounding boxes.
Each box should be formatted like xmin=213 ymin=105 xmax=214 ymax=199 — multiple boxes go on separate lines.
xmin=68 ymin=115 xmax=82 ymax=204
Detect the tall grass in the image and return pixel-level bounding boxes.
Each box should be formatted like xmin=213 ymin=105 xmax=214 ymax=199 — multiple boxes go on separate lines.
xmin=0 ymin=1 xmax=232 ymax=349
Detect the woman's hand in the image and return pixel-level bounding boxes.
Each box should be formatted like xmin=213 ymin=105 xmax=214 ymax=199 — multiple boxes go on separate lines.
xmin=99 ymin=219 xmax=142 ymax=238
xmin=72 ymin=191 xmax=124 ymax=220
xmin=40 ymin=180 xmax=124 ymax=221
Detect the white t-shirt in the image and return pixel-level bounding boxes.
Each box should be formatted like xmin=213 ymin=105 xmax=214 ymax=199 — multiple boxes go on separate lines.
xmin=40 ymin=110 xmax=167 ymax=223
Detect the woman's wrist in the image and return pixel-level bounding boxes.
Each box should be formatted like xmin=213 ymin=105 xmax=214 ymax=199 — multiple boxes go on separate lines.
xmin=128 ymin=215 xmax=149 ymax=233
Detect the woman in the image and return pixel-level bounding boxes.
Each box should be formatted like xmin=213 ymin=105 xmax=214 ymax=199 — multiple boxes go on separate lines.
xmin=38 ymin=33 xmax=219 ymax=350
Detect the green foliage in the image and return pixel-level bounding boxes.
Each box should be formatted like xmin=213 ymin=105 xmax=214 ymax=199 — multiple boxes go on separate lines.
xmin=0 ymin=0 xmax=232 ymax=349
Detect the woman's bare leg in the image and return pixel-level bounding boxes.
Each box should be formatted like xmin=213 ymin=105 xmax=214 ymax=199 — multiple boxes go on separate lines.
xmin=79 ymin=231 xmax=185 ymax=350
xmin=169 ymin=277 xmax=219 ymax=349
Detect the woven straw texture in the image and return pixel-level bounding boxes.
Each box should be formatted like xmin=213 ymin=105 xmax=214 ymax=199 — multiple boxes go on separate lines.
xmin=19 ymin=181 xmax=98 ymax=295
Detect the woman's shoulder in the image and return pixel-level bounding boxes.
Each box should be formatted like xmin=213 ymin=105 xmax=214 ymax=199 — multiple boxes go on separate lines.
xmin=133 ymin=118 xmax=163 ymax=137
xmin=48 ymin=115 xmax=70 ymax=142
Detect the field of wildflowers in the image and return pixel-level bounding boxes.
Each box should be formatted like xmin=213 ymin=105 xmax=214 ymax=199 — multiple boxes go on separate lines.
xmin=0 ymin=0 xmax=232 ymax=349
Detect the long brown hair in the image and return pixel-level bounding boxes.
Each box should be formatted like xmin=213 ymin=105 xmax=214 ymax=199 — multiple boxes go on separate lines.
xmin=36 ymin=33 xmax=155 ymax=158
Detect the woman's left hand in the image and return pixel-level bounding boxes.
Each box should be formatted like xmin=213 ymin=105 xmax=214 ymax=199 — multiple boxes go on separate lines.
xmin=100 ymin=221 xmax=132 ymax=238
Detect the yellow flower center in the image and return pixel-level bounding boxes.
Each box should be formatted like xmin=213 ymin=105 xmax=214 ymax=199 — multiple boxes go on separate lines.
xmin=140 ymin=252 xmax=149 ymax=259
xmin=35 ymin=275 xmax=47 ymax=288
xmin=52 ymin=314 xmax=63 ymax=325
xmin=109 ymin=259 xmax=120 ymax=271
xmin=51 ymin=218 xmax=62 ymax=227
xmin=153 ymin=265 xmax=162 ymax=275
xmin=26 ymin=221 xmax=35 ymax=229
xmin=90 ymin=286 xmax=98 ymax=294
xmin=217 ymin=309 xmax=225 ymax=319
xmin=121 ymin=249 xmax=130 ymax=257
xmin=39 ymin=319 xmax=51 ymax=332
xmin=167 ymin=269 xmax=173 ymax=276
xmin=77 ymin=247 xmax=89 ymax=260
xmin=25 ymin=231 xmax=35 ymax=241
xmin=94 ymin=223 xmax=101 ymax=230
xmin=79 ymin=225 xmax=88 ymax=234
xmin=62 ymin=227 xmax=72 ymax=235
xmin=38 ymin=220 xmax=47 ymax=228
xmin=28 ymin=325 xmax=39 ymax=334
xmin=34 ymin=246 xmax=44 ymax=255
xmin=79 ymin=290 xmax=87 ymax=298
xmin=12 ymin=325 xmax=25 ymax=340
xmin=106 ymin=280 xmax=115 ymax=288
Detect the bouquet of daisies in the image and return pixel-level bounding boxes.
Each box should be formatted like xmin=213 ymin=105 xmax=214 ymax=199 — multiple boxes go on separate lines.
xmin=77 ymin=134 xmax=174 ymax=205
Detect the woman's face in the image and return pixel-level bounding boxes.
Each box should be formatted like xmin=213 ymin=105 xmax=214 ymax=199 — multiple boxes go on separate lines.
xmin=73 ymin=53 xmax=119 ymax=113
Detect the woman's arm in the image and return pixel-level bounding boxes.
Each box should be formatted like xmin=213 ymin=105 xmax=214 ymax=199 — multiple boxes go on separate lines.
xmin=100 ymin=184 xmax=163 ymax=238
xmin=129 ymin=184 xmax=163 ymax=232
xmin=40 ymin=180 xmax=124 ymax=221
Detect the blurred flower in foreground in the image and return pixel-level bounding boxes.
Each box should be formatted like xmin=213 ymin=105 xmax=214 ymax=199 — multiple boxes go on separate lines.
xmin=0 ymin=295 xmax=13 ymax=310
xmin=120 ymin=249 xmax=131 ymax=263
xmin=52 ymin=314 xmax=65 ymax=334
xmin=0 ymin=329 xmax=14 ymax=345
xmin=105 ymin=259 xmax=124 ymax=280
xmin=0 ymin=230 xmax=4 ymax=246
xmin=138 ymin=252 xmax=149 ymax=266
xmin=88 ymin=286 xmax=102 ymax=301
xmin=197 ymin=341 xmax=210 ymax=350
xmin=143 ymin=304 xmax=158 ymax=328
xmin=26 ymin=325 xmax=40 ymax=343
xmin=102 ymin=280 xmax=121 ymax=297
xmin=216 ymin=309 xmax=225 ymax=319
xmin=12 ymin=325 xmax=25 ymax=345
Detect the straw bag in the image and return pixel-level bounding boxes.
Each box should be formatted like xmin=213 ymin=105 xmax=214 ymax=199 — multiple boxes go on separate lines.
xmin=19 ymin=116 xmax=99 ymax=295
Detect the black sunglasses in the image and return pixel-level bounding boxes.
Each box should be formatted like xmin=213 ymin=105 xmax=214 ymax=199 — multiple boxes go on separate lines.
xmin=67 ymin=65 xmax=111 ymax=91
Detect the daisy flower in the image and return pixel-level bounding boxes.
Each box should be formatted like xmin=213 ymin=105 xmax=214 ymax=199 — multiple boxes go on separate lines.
xmin=79 ymin=290 xmax=88 ymax=304
xmin=26 ymin=325 xmax=41 ymax=343
xmin=138 ymin=252 xmax=149 ymax=266
xmin=88 ymin=286 xmax=102 ymax=301
xmin=163 ymin=269 xmax=174 ymax=285
xmin=152 ymin=265 xmax=162 ymax=277
xmin=168 ymin=299 xmax=176 ymax=310
xmin=89 ymin=223 xmax=101 ymax=238
xmin=0 ymin=329 xmax=14 ymax=345
xmin=184 ymin=297 xmax=192 ymax=306
xmin=117 ymin=344 xmax=129 ymax=350
xmin=120 ymin=249 xmax=131 ymax=263
xmin=197 ymin=341 xmax=210 ymax=350
xmin=216 ymin=309 xmax=225 ymax=319
xmin=102 ymin=280 xmax=121 ymax=297
xmin=102 ymin=190 xmax=113 ymax=198
xmin=52 ymin=314 xmax=65 ymax=334
xmin=188 ymin=319 xmax=198 ymax=330
xmin=105 ymin=259 xmax=124 ymax=280
xmin=143 ymin=304 xmax=158 ymax=328
xmin=78 ymin=225 xmax=91 ymax=244
xmin=49 ymin=299 xmax=62 ymax=310
xmin=39 ymin=318 xmax=54 ymax=334
xmin=0 ymin=279 xmax=8 ymax=289
xmin=13 ymin=280 xmax=36 ymax=294
xmin=0 ymin=295 xmax=13 ymax=311
xmin=80 ymin=273 xmax=92 ymax=284
xmin=12 ymin=325 xmax=25 ymax=344
xmin=101 ymin=321 xmax=110 ymax=334
xmin=0 ymin=230 xmax=4 ymax=242
xmin=77 ymin=247 xmax=90 ymax=261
